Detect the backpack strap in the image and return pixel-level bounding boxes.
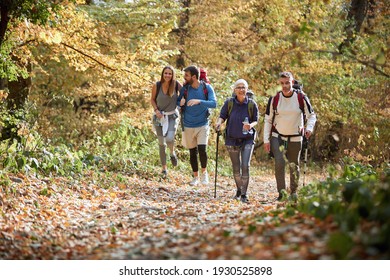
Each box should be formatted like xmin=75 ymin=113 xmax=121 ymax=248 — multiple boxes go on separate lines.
xmin=272 ymin=90 xmax=304 ymax=114
xmin=175 ymin=80 xmax=179 ymax=93
xmin=155 ymin=81 xmax=161 ymax=100
xmin=226 ymin=97 xmax=254 ymax=122
xmin=227 ymin=98 xmax=234 ymax=116
xmin=248 ymin=99 xmax=254 ymax=121
xmin=183 ymin=81 xmax=208 ymax=100
xmin=225 ymin=97 xmax=234 ymax=126
xmin=272 ymin=91 xmax=281 ymax=113
xmin=183 ymin=84 xmax=189 ymax=100
xmin=201 ymin=81 xmax=208 ymax=100
xmin=296 ymin=90 xmax=305 ymax=121
xmin=271 ymin=90 xmax=306 ymax=135
xmin=271 ymin=92 xmax=280 ymax=133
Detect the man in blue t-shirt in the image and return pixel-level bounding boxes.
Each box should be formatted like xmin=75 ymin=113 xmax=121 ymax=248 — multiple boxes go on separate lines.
xmin=178 ymin=66 xmax=217 ymax=186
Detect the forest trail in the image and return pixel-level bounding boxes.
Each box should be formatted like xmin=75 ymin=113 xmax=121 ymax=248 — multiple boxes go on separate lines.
xmin=0 ymin=171 xmax=333 ymax=260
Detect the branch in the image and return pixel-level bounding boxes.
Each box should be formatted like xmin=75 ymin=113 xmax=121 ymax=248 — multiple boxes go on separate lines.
xmin=16 ymin=39 xmax=152 ymax=84
xmin=60 ymin=42 xmax=116 ymax=71
xmin=61 ymin=42 xmax=151 ymax=83
xmin=17 ymin=39 xmax=37 ymax=48
xmin=308 ymin=49 xmax=389 ymax=78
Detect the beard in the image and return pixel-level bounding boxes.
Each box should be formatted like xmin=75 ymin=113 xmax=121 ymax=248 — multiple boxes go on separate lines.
xmin=184 ymin=77 xmax=194 ymax=85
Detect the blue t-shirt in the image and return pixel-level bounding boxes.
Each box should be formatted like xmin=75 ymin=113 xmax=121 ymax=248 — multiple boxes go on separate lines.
xmin=178 ymin=82 xmax=217 ymax=128
xmin=219 ymin=97 xmax=259 ymax=146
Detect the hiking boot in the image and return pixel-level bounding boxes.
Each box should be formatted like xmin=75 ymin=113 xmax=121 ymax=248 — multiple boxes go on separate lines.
xmin=189 ymin=177 xmax=199 ymax=186
xmin=240 ymin=195 xmax=249 ymax=203
xmin=162 ymin=170 xmax=168 ymax=178
xmin=200 ymin=172 xmax=209 ymax=185
xmin=233 ymin=189 xmax=241 ymax=200
xmin=170 ymin=154 xmax=178 ymax=167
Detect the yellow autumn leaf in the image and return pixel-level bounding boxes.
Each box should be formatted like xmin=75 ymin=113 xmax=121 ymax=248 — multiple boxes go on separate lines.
xmin=52 ymin=33 xmax=62 ymax=44
xmin=39 ymin=31 xmax=50 ymax=43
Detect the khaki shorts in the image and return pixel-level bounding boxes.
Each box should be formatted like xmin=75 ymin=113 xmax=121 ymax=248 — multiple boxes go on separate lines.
xmin=182 ymin=125 xmax=210 ymax=149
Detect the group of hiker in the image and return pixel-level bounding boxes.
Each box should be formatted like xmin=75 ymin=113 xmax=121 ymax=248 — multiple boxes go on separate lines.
xmin=150 ymin=66 xmax=317 ymax=203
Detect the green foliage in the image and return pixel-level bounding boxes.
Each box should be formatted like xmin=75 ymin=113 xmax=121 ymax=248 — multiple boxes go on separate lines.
xmin=295 ymin=159 xmax=390 ymax=259
xmin=1 ymin=115 xmax=174 ymax=177
xmin=0 ymin=1 xmax=70 ymax=79
xmin=327 ymin=232 xmax=354 ymax=260
xmin=1 ymin=0 xmax=66 ymax=25
xmin=0 ymin=41 xmax=29 ymax=81
xmin=82 ymin=117 xmax=160 ymax=175
xmin=0 ymin=0 xmax=388 ymax=181
xmin=0 ymin=137 xmax=85 ymax=176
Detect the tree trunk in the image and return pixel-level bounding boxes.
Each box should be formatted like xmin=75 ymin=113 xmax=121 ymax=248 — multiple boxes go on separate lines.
xmin=6 ymin=71 xmax=31 ymax=110
xmin=339 ymin=0 xmax=371 ymax=52
xmin=0 ymin=4 xmax=10 ymax=47
xmin=176 ymin=0 xmax=191 ymax=69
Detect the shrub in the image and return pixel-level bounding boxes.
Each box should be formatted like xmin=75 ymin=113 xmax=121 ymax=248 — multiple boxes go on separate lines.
xmin=296 ymin=159 xmax=390 ymax=259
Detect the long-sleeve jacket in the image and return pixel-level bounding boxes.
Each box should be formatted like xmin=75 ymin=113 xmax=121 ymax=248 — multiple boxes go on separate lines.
xmin=219 ymin=96 xmax=259 ymax=146
xmin=177 ymin=83 xmax=217 ymax=128
xmin=264 ymin=90 xmax=316 ymax=143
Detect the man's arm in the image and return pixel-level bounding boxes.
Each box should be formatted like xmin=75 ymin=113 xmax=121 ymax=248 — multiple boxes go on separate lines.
xmin=263 ymin=96 xmax=273 ymax=152
xmin=303 ymin=95 xmax=316 ymax=139
xmin=188 ymin=84 xmax=217 ymax=108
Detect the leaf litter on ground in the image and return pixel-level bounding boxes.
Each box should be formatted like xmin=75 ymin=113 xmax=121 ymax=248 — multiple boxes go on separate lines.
xmin=0 ymin=169 xmax=334 ymax=260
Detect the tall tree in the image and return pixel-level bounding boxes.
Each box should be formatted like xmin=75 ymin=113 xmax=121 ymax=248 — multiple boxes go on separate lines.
xmin=0 ymin=0 xmax=69 ymax=110
xmin=175 ymin=0 xmax=190 ymax=69
xmin=21 ymin=0 xmax=181 ymax=141
xmin=339 ymin=0 xmax=373 ymax=51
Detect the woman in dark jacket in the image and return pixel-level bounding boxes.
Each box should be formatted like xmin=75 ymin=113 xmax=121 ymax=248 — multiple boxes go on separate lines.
xmin=215 ymin=79 xmax=259 ymax=203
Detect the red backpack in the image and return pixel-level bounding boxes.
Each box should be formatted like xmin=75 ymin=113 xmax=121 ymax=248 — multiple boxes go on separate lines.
xmin=271 ymin=89 xmax=306 ymax=136
xmin=199 ymin=68 xmax=210 ymax=84
xmin=183 ymin=68 xmax=210 ymax=100
xmin=272 ymin=90 xmax=304 ymax=114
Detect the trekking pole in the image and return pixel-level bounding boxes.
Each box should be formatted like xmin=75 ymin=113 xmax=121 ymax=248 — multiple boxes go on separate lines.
xmin=303 ymin=137 xmax=309 ymax=187
xmin=214 ymin=130 xmax=221 ymax=198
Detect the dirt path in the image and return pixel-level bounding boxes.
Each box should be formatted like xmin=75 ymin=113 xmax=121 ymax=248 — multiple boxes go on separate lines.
xmin=0 ymin=171 xmax=332 ymax=260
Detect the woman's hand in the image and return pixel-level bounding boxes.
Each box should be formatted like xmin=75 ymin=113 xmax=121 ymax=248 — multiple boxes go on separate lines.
xmin=155 ymin=110 xmax=163 ymax=119
xmin=215 ymin=118 xmax=224 ymax=132
xmin=242 ymin=123 xmax=251 ymax=131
